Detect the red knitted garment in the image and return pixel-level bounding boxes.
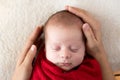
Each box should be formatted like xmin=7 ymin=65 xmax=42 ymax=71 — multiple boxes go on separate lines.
xmin=31 ymin=48 xmax=102 ymax=80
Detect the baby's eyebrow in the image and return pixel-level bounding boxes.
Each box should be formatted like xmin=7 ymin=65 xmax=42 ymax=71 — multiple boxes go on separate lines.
xmin=51 ymin=43 xmax=60 ymax=46
xmin=70 ymin=44 xmax=81 ymax=47
xmin=70 ymin=40 xmax=82 ymax=43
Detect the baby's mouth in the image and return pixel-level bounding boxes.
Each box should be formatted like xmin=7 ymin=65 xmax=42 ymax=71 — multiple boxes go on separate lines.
xmin=59 ymin=63 xmax=72 ymax=67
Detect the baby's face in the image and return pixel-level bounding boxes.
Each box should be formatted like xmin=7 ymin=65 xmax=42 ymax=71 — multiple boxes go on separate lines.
xmin=45 ymin=25 xmax=85 ymax=71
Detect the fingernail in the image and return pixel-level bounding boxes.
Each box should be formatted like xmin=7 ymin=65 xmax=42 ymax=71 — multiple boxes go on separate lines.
xmin=31 ymin=45 xmax=35 ymax=51
xmin=83 ymin=23 xmax=89 ymax=30
xmin=65 ymin=5 xmax=69 ymax=10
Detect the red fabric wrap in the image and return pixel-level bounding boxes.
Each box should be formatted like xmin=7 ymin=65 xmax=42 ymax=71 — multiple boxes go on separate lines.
xmin=31 ymin=48 xmax=102 ymax=80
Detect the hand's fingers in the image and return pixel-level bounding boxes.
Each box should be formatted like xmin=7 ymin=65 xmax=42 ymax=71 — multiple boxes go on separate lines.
xmin=34 ymin=31 xmax=44 ymax=49
xmin=32 ymin=34 xmax=45 ymax=66
xmin=17 ymin=26 xmax=43 ymax=66
xmin=23 ymin=45 xmax=37 ymax=67
xmin=82 ymin=23 xmax=96 ymax=45
xmin=25 ymin=26 xmax=43 ymax=53
xmin=66 ymin=6 xmax=101 ymax=40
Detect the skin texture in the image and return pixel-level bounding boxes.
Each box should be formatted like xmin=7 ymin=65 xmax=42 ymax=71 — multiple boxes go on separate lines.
xmin=12 ymin=6 xmax=115 ymax=80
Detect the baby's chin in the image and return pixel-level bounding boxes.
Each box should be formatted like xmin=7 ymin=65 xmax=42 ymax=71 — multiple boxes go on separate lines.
xmin=60 ymin=67 xmax=73 ymax=71
xmin=57 ymin=64 xmax=78 ymax=71
xmin=60 ymin=66 xmax=81 ymax=72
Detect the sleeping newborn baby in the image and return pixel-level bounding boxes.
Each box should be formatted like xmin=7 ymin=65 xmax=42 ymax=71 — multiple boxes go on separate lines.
xmin=44 ymin=10 xmax=85 ymax=71
xmin=31 ymin=10 xmax=102 ymax=80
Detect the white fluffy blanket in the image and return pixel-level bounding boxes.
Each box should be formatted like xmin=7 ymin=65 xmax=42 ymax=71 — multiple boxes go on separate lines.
xmin=0 ymin=0 xmax=120 ymax=79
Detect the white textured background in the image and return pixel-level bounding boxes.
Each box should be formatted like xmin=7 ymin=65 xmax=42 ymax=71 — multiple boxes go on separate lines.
xmin=0 ymin=0 xmax=120 ymax=80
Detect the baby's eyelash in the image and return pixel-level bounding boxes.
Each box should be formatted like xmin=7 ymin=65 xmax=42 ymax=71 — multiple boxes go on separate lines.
xmin=69 ymin=47 xmax=79 ymax=52
xmin=52 ymin=46 xmax=61 ymax=51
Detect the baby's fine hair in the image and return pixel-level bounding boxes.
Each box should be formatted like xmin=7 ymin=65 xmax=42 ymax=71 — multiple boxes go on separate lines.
xmin=43 ymin=10 xmax=84 ymax=33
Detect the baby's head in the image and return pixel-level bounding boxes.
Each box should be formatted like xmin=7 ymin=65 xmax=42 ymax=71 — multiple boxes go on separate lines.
xmin=43 ymin=10 xmax=85 ymax=71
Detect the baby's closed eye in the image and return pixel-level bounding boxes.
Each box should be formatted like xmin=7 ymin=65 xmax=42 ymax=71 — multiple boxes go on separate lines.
xmin=51 ymin=46 xmax=61 ymax=51
xmin=69 ymin=46 xmax=80 ymax=53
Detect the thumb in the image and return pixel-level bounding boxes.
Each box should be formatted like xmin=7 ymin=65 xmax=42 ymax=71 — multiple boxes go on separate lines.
xmin=82 ymin=23 xmax=96 ymax=43
xmin=23 ymin=45 xmax=37 ymax=66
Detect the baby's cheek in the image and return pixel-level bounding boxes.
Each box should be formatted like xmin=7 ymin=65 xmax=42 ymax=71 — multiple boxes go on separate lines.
xmin=77 ymin=54 xmax=84 ymax=60
xmin=79 ymin=51 xmax=85 ymax=60
xmin=73 ymin=52 xmax=85 ymax=64
xmin=46 ymin=52 xmax=58 ymax=63
xmin=73 ymin=57 xmax=84 ymax=66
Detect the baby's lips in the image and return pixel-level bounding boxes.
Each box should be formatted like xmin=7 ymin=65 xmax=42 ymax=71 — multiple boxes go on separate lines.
xmin=59 ymin=63 xmax=72 ymax=66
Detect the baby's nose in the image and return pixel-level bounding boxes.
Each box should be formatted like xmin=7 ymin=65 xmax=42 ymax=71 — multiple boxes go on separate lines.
xmin=60 ymin=49 xmax=71 ymax=59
